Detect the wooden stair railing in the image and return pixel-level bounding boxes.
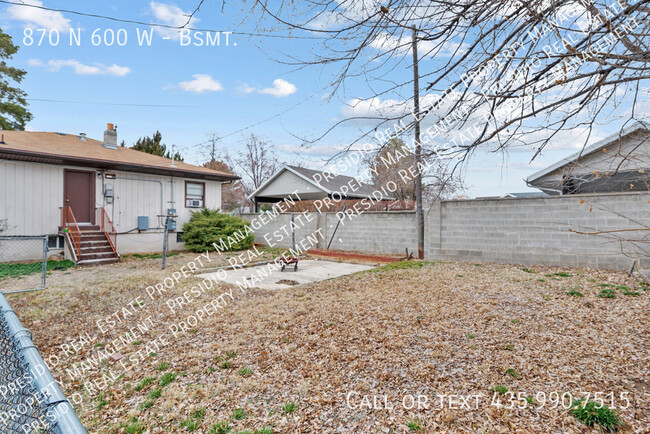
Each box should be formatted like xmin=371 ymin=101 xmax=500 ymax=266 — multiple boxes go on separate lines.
xmin=96 ymin=207 xmax=119 ymax=257
xmin=61 ymin=206 xmax=82 ymax=259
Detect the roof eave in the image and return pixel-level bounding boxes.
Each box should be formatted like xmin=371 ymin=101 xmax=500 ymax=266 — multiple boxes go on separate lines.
xmin=0 ymin=148 xmax=239 ymax=181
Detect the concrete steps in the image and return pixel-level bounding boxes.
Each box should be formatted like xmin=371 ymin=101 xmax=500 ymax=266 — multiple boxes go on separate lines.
xmin=75 ymin=229 xmax=119 ymax=265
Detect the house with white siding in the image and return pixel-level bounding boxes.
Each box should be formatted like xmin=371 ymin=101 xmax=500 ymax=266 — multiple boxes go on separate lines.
xmin=527 ymin=122 xmax=650 ymax=195
xmin=0 ymin=124 xmax=238 ymax=265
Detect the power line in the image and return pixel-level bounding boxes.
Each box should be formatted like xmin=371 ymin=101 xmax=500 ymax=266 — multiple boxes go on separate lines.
xmin=26 ymin=98 xmax=202 ymax=108
xmin=0 ymin=0 xmax=322 ymax=40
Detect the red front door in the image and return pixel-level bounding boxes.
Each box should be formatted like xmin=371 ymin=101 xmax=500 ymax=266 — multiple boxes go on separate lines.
xmin=64 ymin=170 xmax=95 ymax=224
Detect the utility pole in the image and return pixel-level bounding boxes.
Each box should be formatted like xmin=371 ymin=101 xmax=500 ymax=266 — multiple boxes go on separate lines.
xmin=412 ymin=26 xmax=424 ymax=259
xmin=379 ymin=8 xmax=425 ymax=259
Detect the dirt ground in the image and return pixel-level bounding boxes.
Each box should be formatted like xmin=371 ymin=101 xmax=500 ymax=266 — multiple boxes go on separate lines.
xmin=4 ymin=251 xmax=650 ymax=433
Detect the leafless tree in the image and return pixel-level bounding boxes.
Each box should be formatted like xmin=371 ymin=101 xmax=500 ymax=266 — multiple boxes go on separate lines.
xmin=201 ymin=131 xmax=222 ymax=163
xmin=363 ymin=137 xmax=464 ymax=201
xmin=230 ymin=0 xmax=649 ymax=256
xmin=241 ymin=0 xmax=649 ymax=156
xmin=227 ymin=133 xmax=282 ymax=207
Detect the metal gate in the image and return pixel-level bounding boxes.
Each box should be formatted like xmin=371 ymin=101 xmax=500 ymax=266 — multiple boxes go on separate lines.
xmin=0 ymin=236 xmax=48 ymax=294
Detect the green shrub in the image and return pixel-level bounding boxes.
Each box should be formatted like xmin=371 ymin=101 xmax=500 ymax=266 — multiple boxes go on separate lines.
xmin=570 ymin=399 xmax=623 ymax=431
xmin=181 ymin=209 xmax=254 ymax=253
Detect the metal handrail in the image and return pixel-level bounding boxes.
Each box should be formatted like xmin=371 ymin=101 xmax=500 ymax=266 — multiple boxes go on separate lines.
xmin=96 ymin=207 xmax=118 ymax=257
xmin=62 ymin=206 xmax=82 ymax=258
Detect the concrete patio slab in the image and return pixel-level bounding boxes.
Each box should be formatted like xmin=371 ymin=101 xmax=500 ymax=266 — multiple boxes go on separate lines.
xmin=198 ymin=259 xmax=375 ymax=290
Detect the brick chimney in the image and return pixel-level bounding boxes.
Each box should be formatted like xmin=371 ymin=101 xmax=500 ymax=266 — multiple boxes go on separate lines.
xmin=103 ymin=123 xmax=117 ymax=149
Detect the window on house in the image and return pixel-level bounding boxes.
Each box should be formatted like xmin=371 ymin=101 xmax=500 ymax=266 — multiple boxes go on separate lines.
xmin=185 ymin=182 xmax=205 ymax=208
xmin=48 ymin=235 xmax=65 ymax=249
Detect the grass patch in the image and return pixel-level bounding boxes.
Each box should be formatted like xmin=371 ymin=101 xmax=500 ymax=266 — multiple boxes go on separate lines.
xmin=128 ymin=252 xmax=180 ymax=259
xmin=0 ymin=259 xmax=75 ymax=280
xmin=521 ymin=268 xmax=534 ymax=273
xmin=599 ymin=283 xmax=629 ymax=290
xmin=598 ymin=289 xmax=617 ymax=299
xmin=281 ymin=401 xmax=297 ymax=414
xmin=505 ymin=368 xmax=519 ymax=378
xmin=546 ymin=272 xmax=570 ymax=277
xmin=134 ymin=376 xmax=156 ymax=391
xmin=180 ymin=407 xmax=206 ymax=431
xmin=406 ymin=418 xmax=423 ymax=431
xmin=156 ymin=362 xmax=170 ymax=371
xmin=123 ymin=417 xmax=146 ymax=434
xmin=622 ymin=290 xmax=641 ymax=296
xmin=492 ymin=385 xmax=508 ymax=395
xmin=159 ymin=372 xmax=177 ymax=387
xmin=226 ymin=351 xmax=237 ymax=359
xmin=238 ymin=367 xmax=252 ymax=377
xmin=209 ymin=421 xmax=231 ymax=434
xmin=566 ymin=290 xmax=583 ymax=297
xmin=96 ymin=392 xmax=108 ymax=410
xmin=367 ymin=261 xmax=435 ymax=273
xmin=467 ymin=333 xmax=476 ymax=339
xmin=220 ymin=360 xmax=232 ymax=369
xmin=570 ymin=399 xmax=623 ymax=432
xmin=231 ymin=408 xmax=248 ymax=420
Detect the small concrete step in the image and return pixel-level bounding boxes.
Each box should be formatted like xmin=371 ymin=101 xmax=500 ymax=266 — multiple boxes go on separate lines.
xmin=81 ymin=231 xmax=106 ymax=240
xmin=79 ymin=225 xmax=100 ymax=231
xmin=77 ymin=257 xmax=120 ymax=266
xmin=80 ymin=239 xmax=111 ymax=245
xmin=80 ymin=251 xmax=118 ymax=260
xmin=81 ymin=246 xmax=114 ymax=254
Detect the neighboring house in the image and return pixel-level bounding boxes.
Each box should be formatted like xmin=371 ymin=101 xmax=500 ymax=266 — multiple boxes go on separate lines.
xmin=249 ymin=165 xmax=395 ymax=211
xmin=501 ymin=192 xmax=548 ymax=198
xmin=0 ymin=124 xmax=238 ymax=264
xmin=475 ymin=192 xmax=548 ymax=199
xmin=527 ymin=122 xmax=650 ymax=195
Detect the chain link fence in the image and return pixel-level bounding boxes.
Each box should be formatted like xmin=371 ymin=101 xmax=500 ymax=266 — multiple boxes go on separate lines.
xmin=0 ymin=293 xmax=86 ymax=433
xmin=0 ymin=236 xmax=49 ymax=294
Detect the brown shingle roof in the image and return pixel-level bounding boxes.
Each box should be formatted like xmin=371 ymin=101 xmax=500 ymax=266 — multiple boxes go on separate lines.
xmin=0 ymin=130 xmax=239 ymax=181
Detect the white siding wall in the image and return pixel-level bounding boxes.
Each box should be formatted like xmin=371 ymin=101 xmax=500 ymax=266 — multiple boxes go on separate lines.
xmin=0 ymin=159 xmax=223 ymax=258
xmin=0 ymin=160 xmax=63 ymax=235
xmin=540 ymin=131 xmax=650 ymax=183
xmin=105 ymin=170 xmax=222 ymax=234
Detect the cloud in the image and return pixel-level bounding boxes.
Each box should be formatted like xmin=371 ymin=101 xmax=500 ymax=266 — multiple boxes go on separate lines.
xmin=258 ymin=79 xmax=297 ymax=98
xmin=370 ymin=32 xmax=467 ymax=58
xmin=27 ymin=58 xmax=44 ymax=67
xmin=32 ymin=59 xmax=130 ymax=76
xmin=7 ymin=0 xmax=71 ymax=31
xmin=170 ymin=74 xmax=223 ymax=93
xmin=235 ymin=82 xmax=256 ymax=95
xmin=149 ymin=1 xmax=197 ymax=39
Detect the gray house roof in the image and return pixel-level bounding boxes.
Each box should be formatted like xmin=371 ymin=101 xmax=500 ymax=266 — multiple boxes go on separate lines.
xmin=526 ymin=121 xmax=650 ymax=184
xmin=502 ymin=192 xmax=548 ymax=198
xmin=249 ymin=164 xmax=393 ymax=201
xmin=287 ymin=165 xmax=379 ymax=197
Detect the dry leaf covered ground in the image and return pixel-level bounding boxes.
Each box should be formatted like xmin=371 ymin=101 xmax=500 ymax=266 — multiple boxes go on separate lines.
xmin=5 ymin=251 xmax=650 ymax=433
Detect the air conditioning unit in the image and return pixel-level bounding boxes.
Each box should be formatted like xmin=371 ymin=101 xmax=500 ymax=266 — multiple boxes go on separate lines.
xmin=187 ymin=199 xmax=203 ymax=207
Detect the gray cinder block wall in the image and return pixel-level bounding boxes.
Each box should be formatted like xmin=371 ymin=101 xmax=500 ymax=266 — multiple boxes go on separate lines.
xmin=240 ymin=211 xmax=417 ymax=255
xmin=240 ymin=191 xmax=649 ymax=270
